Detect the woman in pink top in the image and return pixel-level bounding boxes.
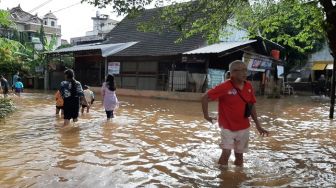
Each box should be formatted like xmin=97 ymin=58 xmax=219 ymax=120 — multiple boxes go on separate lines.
xmin=101 ymin=74 xmax=119 ymax=120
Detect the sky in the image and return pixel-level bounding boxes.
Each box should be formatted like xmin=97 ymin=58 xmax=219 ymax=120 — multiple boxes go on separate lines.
xmin=0 ymin=0 xmax=125 ymax=42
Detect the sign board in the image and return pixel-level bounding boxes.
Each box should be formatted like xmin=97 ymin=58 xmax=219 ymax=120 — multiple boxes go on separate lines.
xmin=243 ymin=53 xmax=273 ymax=72
xmin=277 ymin=65 xmax=284 ymax=77
xmin=108 ymin=62 xmax=120 ymax=75
xmin=208 ymin=68 xmax=225 ymax=88
xmin=246 ymin=58 xmax=272 ymax=72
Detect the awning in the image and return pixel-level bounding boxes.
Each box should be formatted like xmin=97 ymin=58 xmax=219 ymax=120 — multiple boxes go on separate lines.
xmin=312 ymin=63 xmax=327 ymax=70
xmin=183 ymin=40 xmax=257 ymax=54
xmin=326 ymin=64 xmax=333 ymax=70
xmin=49 ymin=42 xmax=138 ymax=57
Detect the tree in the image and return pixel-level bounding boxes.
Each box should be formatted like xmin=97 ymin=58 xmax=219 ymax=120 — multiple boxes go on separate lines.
xmin=0 ymin=38 xmax=25 ymax=75
xmin=235 ymin=0 xmax=325 ymax=69
xmin=24 ymin=25 xmax=58 ymax=76
xmin=319 ymin=0 xmax=336 ymax=118
xmin=0 ymin=9 xmax=24 ymax=75
xmin=81 ymin=0 xmax=335 ymax=51
xmin=0 ymin=9 xmax=12 ymax=27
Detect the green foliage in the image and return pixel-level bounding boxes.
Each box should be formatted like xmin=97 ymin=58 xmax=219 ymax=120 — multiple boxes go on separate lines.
xmin=236 ymin=0 xmax=325 ymax=55
xmin=80 ymin=0 xmax=336 ymax=57
xmin=318 ymin=0 xmax=336 ymax=56
xmin=0 ymin=98 xmax=15 ymax=118
xmin=0 ymin=9 xmax=29 ymax=75
xmin=39 ymin=24 xmax=46 ymax=47
xmin=0 ymin=38 xmax=25 ymax=75
xmin=81 ymin=0 xmax=155 ymax=16
xmin=137 ymin=1 xmax=249 ymax=44
xmin=19 ymin=26 xmax=58 ymax=76
xmin=0 ymin=10 xmax=12 ymax=27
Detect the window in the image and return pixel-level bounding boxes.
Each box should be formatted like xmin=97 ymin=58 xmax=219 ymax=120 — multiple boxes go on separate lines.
xmin=51 ymin=21 xmax=55 ymax=27
xmin=44 ymin=21 xmax=47 ymax=25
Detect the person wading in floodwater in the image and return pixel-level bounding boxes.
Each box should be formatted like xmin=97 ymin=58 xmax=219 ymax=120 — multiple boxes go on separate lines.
xmin=101 ymin=74 xmax=119 ymax=120
xmin=202 ymin=60 xmax=269 ymax=167
xmin=12 ymin=71 xmax=19 ymax=91
xmin=60 ymin=69 xmax=88 ymax=127
xmin=0 ymin=75 xmax=9 ymax=98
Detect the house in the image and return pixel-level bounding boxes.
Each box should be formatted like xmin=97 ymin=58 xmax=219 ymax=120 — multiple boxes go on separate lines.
xmin=6 ymin=5 xmax=62 ymax=48
xmin=309 ymin=42 xmax=334 ymax=81
xmin=49 ymin=7 xmax=205 ymax=91
xmin=49 ymin=6 xmax=284 ymax=98
xmin=70 ymin=11 xmax=119 ymax=45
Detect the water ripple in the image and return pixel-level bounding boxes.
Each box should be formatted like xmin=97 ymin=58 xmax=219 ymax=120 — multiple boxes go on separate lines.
xmin=0 ymin=93 xmax=335 ymax=187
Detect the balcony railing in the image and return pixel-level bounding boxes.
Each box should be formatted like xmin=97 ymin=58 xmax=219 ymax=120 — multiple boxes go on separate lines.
xmin=24 ymin=24 xmax=61 ymax=35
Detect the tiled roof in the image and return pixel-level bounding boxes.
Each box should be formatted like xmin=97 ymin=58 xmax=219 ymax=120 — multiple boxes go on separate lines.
xmin=9 ymin=5 xmax=42 ymax=23
xmin=44 ymin=11 xmax=57 ymax=20
xmin=104 ymin=8 xmax=206 ymax=57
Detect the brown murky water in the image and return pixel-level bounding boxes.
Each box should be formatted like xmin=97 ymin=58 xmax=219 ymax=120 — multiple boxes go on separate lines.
xmin=0 ymin=92 xmax=335 ymax=187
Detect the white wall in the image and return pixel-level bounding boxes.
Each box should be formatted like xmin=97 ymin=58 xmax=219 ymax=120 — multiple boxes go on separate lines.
xmin=43 ymin=18 xmax=58 ymax=28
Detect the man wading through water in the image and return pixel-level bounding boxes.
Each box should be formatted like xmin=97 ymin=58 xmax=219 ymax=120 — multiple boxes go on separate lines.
xmin=202 ymin=60 xmax=269 ymax=167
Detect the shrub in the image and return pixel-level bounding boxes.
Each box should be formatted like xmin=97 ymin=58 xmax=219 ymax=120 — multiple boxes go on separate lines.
xmin=0 ymin=98 xmax=15 ymax=118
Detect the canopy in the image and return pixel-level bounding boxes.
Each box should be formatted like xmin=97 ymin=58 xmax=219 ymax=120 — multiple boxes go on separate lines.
xmin=326 ymin=64 xmax=333 ymax=70
xmin=183 ymin=40 xmax=257 ymax=54
xmin=311 ymin=63 xmax=327 ymax=70
xmin=49 ymin=42 xmax=138 ymax=57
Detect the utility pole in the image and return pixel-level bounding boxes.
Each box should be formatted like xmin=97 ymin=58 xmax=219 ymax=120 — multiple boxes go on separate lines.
xmin=329 ymin=57 xmax=336 ymax=119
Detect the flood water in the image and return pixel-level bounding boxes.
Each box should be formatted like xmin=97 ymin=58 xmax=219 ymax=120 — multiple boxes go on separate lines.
xmin=0 ymin=91 xmax=335 ymax=187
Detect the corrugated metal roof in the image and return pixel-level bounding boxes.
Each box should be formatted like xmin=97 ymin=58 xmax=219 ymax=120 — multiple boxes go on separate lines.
xmin=50 ymin=42 xmax=138 ymax=57
xmin=183 ymin=40 xmax=257 ymax=54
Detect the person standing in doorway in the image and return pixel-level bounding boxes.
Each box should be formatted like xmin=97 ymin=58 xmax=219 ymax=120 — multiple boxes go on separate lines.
xmin=60 ymin=69 xmax=88 ymax=127
xmin=201 ymin=60 xmax=269 ymax=167
xmin=12 ymin=71 xmax=19 ymax=91
xmin=0 ymin=75 xmax=9 ymax=98
xmin=101 ymin=74 xmax=119 ymax=120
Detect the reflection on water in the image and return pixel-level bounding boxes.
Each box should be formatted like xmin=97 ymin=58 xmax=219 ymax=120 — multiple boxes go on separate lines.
xmin=0 ymin=92 xmax=335 ymax=187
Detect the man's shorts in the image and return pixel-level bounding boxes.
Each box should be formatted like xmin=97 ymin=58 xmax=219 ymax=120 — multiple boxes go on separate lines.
xmin=219 ymin=127 xmax=250 ymax=153
xmin=56 ymin=106 xmax=63 ymax=110
xmin=15 ymin=88 xmax=22 ymax=93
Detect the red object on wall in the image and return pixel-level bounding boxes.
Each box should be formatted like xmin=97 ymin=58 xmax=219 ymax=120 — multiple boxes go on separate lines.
xmin=271 ymin=50 xmax=280 ymax=60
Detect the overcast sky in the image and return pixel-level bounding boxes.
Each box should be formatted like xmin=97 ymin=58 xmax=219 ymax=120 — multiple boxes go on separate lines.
xmin=0 ymin=0 xmax=124 ymax=41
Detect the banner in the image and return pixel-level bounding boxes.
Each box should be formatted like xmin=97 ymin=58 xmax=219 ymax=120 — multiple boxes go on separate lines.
xmin=243 ymin=53 xmax=273 ymax=72
xmin=208 ymin=68 xmax=225 ymax=88
xmin=108 ymin=62 xmax=120 ymax=75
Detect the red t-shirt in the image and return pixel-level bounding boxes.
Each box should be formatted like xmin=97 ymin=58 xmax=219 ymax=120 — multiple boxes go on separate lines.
xmin=207 ymin=80 xmax=256 ymax=131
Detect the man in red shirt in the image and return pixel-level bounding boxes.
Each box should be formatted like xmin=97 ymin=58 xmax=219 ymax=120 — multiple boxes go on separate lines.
xmin=202 ymin=60 xmax=269 ymax=167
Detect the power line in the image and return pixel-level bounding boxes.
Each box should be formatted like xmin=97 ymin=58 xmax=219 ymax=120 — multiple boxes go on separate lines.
xmin=28 ymin=0 xmax=54 ymax=13
xmin=51 ymin=2 xmax=81 ymax=14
